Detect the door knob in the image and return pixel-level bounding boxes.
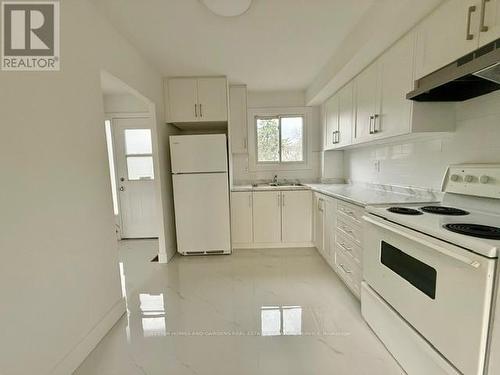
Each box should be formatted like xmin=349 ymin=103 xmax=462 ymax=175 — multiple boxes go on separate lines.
xmin=120 ymin=186 xmax=125 ymax=191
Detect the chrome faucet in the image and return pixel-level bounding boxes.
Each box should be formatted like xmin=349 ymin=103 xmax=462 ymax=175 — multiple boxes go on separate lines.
xmin=272 ymin=174 xmax=278 ymax=184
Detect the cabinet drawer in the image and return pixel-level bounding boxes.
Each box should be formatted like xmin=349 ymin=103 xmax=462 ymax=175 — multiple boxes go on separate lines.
xmin=337 ymin=216 xmax=363 ymax=246
xmin=337 ymin=200 xmax=363 ymax=224
xmin=334 ymin=249 xmax=361 ymax=298
xmin=336 ymin=230 xmax=362 ymax=266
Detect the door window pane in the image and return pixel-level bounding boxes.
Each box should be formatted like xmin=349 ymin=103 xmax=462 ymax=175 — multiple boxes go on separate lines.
xmin=127 ymin=156 xmax=154 ymax=180
xmin=125 ymin=129 xmax=153 ymax=155
xmin=256 ymin=118 xmax=279 ymax=162
xmin=282 ymin=306 xmax=302 ymax=335
xmin=281 ymin=116 xmax=304 ymax=162
xmin=261 ymin=306 xmax=281 ymax=336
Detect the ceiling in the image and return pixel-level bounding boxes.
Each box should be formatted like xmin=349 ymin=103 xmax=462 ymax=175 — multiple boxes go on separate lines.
xmin=91 ymin=0 xmax=375 ymax=91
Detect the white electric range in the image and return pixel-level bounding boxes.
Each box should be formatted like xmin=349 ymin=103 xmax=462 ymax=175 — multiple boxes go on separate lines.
xmin=361 ymin=164 xmax=500 ymax=375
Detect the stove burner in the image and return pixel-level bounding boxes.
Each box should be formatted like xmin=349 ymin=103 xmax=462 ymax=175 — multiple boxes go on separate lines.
xmin=387 ymin=207 xmax=423 ymax=215
xmin=420 ymin=206 xmax=469 ymax=216
xmin=444 ymin=223 xmax=500 ymax=240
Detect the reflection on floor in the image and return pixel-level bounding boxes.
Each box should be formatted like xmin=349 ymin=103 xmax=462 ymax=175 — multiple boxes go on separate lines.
xmin=75 ymin=240 xmax=404 ymax=375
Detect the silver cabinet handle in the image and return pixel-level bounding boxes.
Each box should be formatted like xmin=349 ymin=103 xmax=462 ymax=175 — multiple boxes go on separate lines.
xmin=282 ymin=194 xmax=285 ymax=207
xmin=480 ymin=0 xmax=490 ymax=32
xmin=339 ymin=242 xmax=353 ymax=252
xmin=369 ymin=115 xmax=374 ymax=134
xmin=199 ymin=104 xmax=203 ymax=117
xmin=467 ymin=5 xmax=477 ymax=40
xmin=336 ymin=130 xmax=340 ymax=144
xmin=194 ymin=104 xmax=198 ymax=117
xmin=318 ymin=198 xmax=324 ymax=212
xmin=339 ymin=264 xmax=352 ymax=274
xmin=373 ymin=114 xmax=380 ymax=133
xmin=277 ymin=193 xmax=281 ymax=207
xmin=332 ymin=130 xmax=336 ymax=144
xmin=119 ymin=186 xmax=125 ymax=191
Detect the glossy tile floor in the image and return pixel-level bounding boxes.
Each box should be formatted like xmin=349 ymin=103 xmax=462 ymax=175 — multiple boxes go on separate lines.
xmin=75 ymin=240 xmax=404 ymax=375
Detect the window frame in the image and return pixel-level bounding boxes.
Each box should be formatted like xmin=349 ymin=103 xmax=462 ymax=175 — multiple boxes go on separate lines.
xmin=255 ymin=114 xmax=305 ymax=165
xmin=124 ymin=128 xmax=155 ymax=181
xmin=247 ymin=106 xmax=313 ymax=173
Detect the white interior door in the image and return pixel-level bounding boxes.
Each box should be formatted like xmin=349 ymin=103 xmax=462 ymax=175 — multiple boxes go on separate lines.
xmin=113 ymin=118 xmax=158 ymax=239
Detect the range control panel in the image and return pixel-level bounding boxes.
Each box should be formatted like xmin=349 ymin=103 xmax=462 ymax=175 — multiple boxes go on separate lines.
xmin=443 ymin=164 xmax=500 ymax=199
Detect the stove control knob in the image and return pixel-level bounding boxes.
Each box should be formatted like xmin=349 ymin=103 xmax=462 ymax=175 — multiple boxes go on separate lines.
xmin=450 ymin=174 xmax=459 ymax=182
xmin=465 ymin=175 xmax=474 ymax=183
xmin=479 ymin=175 xmax=490 ymax=184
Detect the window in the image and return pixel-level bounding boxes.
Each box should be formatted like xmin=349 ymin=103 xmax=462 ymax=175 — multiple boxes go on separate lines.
xmin=256 ymin=115 xmax=304 ymax=163
xmin=124 ymin=129 xmax=154 ymax=180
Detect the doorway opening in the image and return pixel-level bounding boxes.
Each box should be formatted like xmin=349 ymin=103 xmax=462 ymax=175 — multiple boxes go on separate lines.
xmin=100 ymin=72 xmax=163 ymax=245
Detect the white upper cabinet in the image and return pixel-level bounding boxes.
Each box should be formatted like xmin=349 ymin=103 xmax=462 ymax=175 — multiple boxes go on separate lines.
xmin=230 ymin=192 xmax=253 ymax=244
xmin=281 ymin=191 xmax=312 ymax=243
xmin=324 ymin=93 xmax=339 ymax=150
xmin=166 ymin=77 xmax=228 ymax=123
xmin=353 ymin=60 xmax=381 ymax=143
xmin=197 ymin=77 xmax=228 ymax=122
xmin=376 ymin=32 xmax=414 ymax=138
xmin=167 ymin=78 xmax=198 ymax=123
xmin=415 ymin=0 xmax=500 ymax=80
xmin=479 ymin=0 xmax=500 ymax=46
xmin=336 ymin=82 xmax=354 ymax=148
xmin=229 ymin=85 xmax=248 ymax=154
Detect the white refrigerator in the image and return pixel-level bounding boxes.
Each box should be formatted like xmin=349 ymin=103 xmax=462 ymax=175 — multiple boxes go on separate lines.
xmin=170 ymin=134 xmax=231 ymax=255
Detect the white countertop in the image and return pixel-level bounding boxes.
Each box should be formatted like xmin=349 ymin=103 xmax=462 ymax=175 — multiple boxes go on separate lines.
xmin=231 ymin=183 xmax=440 ymax=207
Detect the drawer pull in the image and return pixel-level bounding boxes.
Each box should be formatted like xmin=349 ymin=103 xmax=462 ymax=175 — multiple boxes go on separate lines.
xmin=340 ymin=242 xmax=352 ymax=252
xmin=339 ymin=264 xmax=352 ymax=274
xmin=342 ymin=226 xmax=354 ymax=234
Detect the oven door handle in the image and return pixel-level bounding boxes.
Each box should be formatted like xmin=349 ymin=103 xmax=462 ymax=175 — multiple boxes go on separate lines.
xmin=363 ymin=215 xmax=481 ymax=268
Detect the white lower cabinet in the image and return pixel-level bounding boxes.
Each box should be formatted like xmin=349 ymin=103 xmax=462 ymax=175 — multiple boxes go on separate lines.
xmin=231 ymin=189 xmax=313 ymax=248
xmin=313 ymin=193 xmax=364 ymax=299
xmin=230 ymin=192 xmax=253 ymax=245
xmin=253 ymin=191 xmax=282 ymax=244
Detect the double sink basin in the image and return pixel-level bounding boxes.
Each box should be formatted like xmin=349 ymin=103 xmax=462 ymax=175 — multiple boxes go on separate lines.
xmin=251 ymin=182 xmax=306 ymax=190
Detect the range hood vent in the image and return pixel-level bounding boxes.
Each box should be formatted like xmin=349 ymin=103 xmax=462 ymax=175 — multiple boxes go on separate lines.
xmin=407 ymin=38 xmax=500 ymax=101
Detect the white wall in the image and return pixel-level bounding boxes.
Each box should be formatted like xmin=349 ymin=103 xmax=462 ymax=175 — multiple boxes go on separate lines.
xmin=103 ymin=93 xmax=149 ymax=113
xmin=0 ymin=1 xmax=176 ymax=374
xmin=342 ymin=91 xmax=500 ymax=190
xmin=233 ymin=90 xmax=322 ymax=183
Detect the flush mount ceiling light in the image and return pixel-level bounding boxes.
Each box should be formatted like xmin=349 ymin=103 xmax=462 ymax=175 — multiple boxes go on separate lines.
xmin=201 ymin=0 xmax=252 ymax=17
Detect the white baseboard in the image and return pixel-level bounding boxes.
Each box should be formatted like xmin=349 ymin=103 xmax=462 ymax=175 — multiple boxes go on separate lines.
xmin=233 ymin=242 xmax=315 ymax=249
xmin=51 ymin=298 xmax=126 ymax=375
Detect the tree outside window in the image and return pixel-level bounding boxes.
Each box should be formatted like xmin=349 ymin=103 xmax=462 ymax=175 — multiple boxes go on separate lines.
xmin=256 ymin=115 xmax=304 ymax=163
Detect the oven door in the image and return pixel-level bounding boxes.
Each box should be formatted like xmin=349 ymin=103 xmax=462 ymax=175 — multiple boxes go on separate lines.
xmin=363 ymin=214 xmax=496 ymax=375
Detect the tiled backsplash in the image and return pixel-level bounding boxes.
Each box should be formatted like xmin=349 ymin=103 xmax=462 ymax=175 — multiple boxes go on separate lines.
xmin=342 ymin=91 xmax=500 ymax=191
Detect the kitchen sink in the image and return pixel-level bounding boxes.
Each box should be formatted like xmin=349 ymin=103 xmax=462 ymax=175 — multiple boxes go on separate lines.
xmin=252 ymin=182 xmax=304 ymax=188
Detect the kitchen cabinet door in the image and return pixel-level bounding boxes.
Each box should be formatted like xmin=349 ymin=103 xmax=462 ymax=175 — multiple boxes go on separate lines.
xmin=414 ymin=0 xmax=479 ymax=80
xmin=336 ymin=82 xmax=354 ymax=148
xmin=281 ymin=191 xmax=312 ymax=243
xmin=377 ymin=32 xmax=414 ymax=138
xmin=197 ymin=77 xmax=228 ymax=122
xmin=253 ymin=191 xmax=281 ymax=243
xmin=230 ymin=192 xmax=253 ymax=244
xmin=479 ymin=0 xmax=500 ymax=46
xmin=323 ymin=197 xmax=337 ymax=263
xmin=313 ymin=193 xmax=325 ymax=254
xmin=354 ymin=60 xmax=380 ymax=143
xmin=324 ymin=94 xmax=339 ymax=150
xmin=167 ymin=78 xmax=198 ymax=123
xmin=229 ymin=85 xmax=248 ymax=154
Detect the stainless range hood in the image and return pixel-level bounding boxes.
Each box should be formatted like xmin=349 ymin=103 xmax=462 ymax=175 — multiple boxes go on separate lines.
xmin=407 ymin=38 xmax=500 ymax=101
